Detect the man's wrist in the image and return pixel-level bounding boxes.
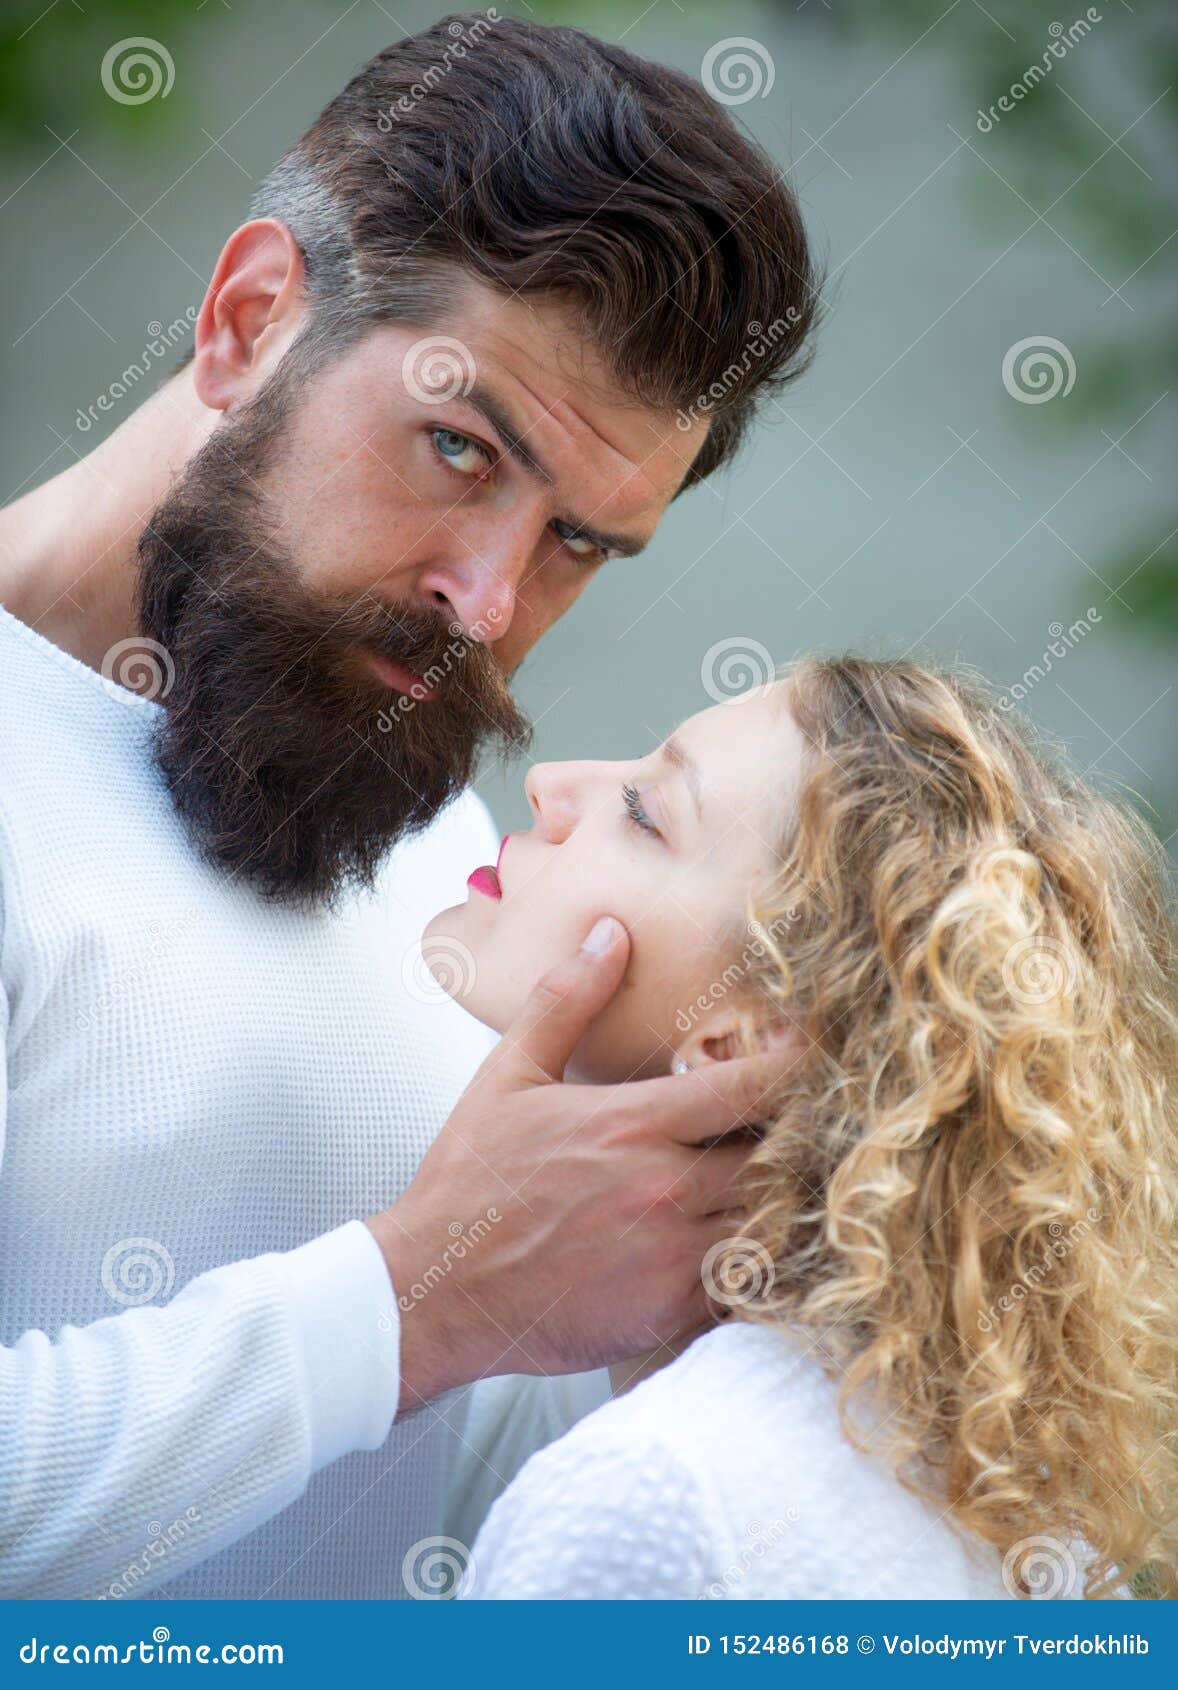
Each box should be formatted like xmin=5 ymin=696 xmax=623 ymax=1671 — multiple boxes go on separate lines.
xmin=365 ymin=1207 xmax=478 ymax=1412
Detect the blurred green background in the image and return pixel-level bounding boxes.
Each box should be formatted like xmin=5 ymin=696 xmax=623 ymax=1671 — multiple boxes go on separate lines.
xmin=2 ymin=0 xmax=1174 ymax=847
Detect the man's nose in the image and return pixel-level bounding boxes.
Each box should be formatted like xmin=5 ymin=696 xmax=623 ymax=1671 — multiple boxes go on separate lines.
xmin=416 ymin=526 xmax=537 ymax=642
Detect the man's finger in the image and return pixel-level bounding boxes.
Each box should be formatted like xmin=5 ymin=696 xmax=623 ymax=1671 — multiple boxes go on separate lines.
xmin=490 ymin=915 xmax=630 ymax=1087
xmin=677 ymin=1143 xmax=755 ymax=1217
xmin=637 ymin=1048 xmax=801 ymax=1145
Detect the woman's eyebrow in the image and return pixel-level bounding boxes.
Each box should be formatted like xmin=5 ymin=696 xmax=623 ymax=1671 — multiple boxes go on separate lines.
xmin=660 ymin=734 xmax=703 ymax=821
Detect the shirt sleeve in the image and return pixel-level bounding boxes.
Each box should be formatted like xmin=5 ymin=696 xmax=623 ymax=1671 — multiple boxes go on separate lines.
xmin=0 ymin=1129 xmax=401 ymax=1599
xmin=459 ymin=1425 xmax=723 ymax=1600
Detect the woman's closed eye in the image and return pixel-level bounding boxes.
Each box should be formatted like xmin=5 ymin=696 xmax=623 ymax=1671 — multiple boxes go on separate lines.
xmin=621 ymin=782 xmax=661 ymax=839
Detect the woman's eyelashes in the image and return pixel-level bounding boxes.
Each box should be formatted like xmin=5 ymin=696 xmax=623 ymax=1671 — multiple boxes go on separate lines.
xmin=621 ymin=782 xmax=662 ymax=839
xmin=429 ymin=428 xmax=611 ymax=568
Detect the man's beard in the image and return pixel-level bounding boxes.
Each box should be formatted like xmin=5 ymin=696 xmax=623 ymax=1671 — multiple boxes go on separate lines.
xmin=135 ymin=418 xmax=531 ymax=909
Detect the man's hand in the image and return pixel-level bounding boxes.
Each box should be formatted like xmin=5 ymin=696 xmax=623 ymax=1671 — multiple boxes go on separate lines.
xmin=366 ymin=915 xmax=790 ymax=1414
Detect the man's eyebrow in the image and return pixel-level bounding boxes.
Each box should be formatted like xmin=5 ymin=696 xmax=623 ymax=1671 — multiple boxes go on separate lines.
xmin=460 ymin=383 xmax=649 ymax=562
xmin=463 ymin=383 xmax=552 ymax=483
xmin=661 ymin=733 xmax=703 ymax=821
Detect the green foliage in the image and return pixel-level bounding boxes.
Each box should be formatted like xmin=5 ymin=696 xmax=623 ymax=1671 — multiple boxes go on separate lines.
xmin=827 ymin=0 xmax=1176 ymax=659
xmin=0 ymin=0 xmax=220 ymax=146
xmin=1109 ymin=539 xmax=1178 ymax=639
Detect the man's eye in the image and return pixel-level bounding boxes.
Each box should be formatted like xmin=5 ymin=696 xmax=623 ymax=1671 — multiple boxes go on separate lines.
xmin=431 ymin=428 xmax=491 ymax=476
xmin=552 ymin=518 xmax=609 ymax=568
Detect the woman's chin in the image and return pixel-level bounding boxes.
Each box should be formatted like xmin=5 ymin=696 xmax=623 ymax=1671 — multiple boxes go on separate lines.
xmin=421 ymin=905 xmax=457 ymax=948
xmin=419 ymin=907 xmax=501 ymax=1030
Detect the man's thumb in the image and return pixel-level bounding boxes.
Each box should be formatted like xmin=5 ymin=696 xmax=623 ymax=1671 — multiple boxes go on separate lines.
xmin=496 ymin=916 xmax=629 ymax=1086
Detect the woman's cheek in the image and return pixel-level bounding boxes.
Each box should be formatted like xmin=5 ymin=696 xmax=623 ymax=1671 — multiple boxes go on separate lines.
xmin=494 ymin=908 xmax=580 ymax=1007
xmin=571 ymin=1005 xmax=659 ymax=1084
xmin=567 ymin=946 xmax=667 ymax=1083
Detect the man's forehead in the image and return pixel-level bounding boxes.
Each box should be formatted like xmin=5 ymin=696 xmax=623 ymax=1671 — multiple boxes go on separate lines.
xmin=427 ymin=277 xmax=711 ymax=498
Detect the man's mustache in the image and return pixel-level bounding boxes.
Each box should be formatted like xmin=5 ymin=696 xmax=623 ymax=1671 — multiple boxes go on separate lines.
xmin=320 ymin=592 xmax=518 ymax=708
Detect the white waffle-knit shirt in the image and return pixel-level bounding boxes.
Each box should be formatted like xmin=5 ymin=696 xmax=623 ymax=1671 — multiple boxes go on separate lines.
xmin=464 ymin=1322 xmax=1024 ymax=1600
xmin=0 ymin=602 xmax=576 ymax=1599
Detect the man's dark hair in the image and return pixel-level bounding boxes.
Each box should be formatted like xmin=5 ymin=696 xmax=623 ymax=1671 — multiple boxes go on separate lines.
xmin=250 ymin=11 xmax=819 ymax=485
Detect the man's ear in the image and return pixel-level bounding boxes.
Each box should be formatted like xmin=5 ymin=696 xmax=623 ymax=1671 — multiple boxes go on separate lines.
xmin=192 ymin=219 xmax=307 ymax=412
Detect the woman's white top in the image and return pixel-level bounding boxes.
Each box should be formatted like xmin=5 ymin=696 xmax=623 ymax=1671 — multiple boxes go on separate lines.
xmin=464 ymin=1321 xmax=1019 ymax=1600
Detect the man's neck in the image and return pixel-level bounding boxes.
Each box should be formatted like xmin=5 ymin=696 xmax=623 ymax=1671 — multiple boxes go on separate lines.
xmin=0 ymin=375 xmax=213 ymax=672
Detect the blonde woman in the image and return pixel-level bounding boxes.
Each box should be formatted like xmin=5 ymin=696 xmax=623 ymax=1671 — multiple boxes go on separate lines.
xmin=421 ymin=657 xmax=1177 ymax=1600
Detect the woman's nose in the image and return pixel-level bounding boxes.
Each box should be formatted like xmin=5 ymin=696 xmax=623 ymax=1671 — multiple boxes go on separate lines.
xmin=524 ymin=762 xmax=581 ymax=845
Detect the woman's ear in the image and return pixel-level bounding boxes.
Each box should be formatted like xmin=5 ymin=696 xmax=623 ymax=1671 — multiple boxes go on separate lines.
xmin=192 ymin=219 xmax=307 ymax=412
xmin=670 ymin=1003 xmax=800 ymax=1076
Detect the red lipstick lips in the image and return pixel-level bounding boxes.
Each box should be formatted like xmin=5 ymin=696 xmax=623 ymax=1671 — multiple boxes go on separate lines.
xmin=467 ymin=834 xmax=510 ymax=901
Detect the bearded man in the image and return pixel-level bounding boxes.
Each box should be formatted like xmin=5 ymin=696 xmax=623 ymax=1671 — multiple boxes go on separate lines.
xmin=0 ymin=14 xmax=815 ymax=1597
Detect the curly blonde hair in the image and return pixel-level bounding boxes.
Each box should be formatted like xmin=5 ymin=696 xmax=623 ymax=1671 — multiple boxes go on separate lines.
xmin=732 ymin=656 xmax=1178 ymax=1598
